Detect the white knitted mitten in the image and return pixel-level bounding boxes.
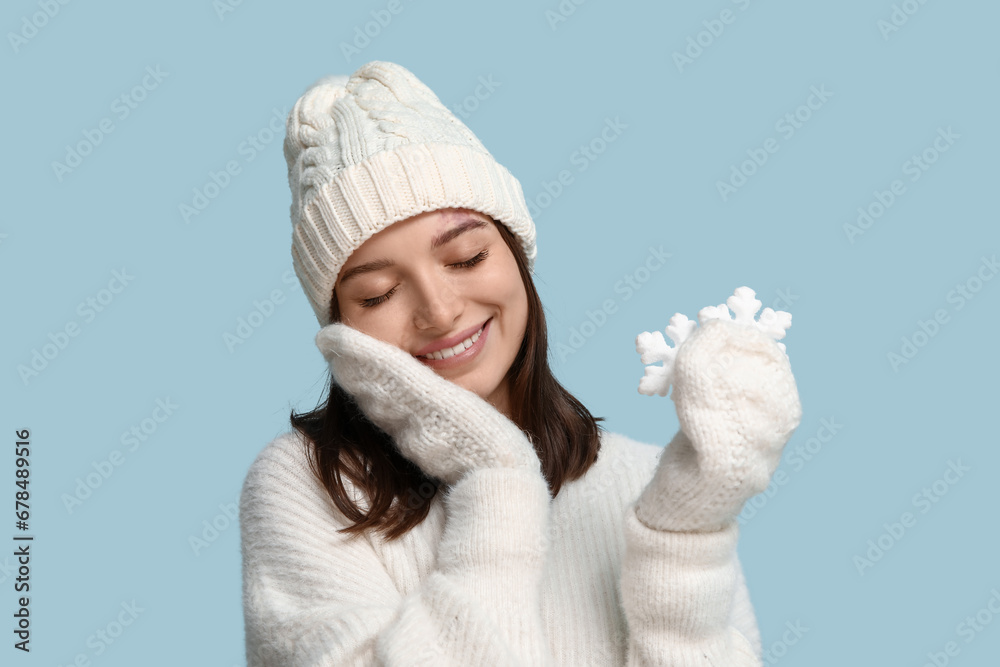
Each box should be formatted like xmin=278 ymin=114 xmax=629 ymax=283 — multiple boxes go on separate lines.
xmin=315 ymin=323 xmax=542 ymax=486
xmin=634 ymin=287 xmax=802 ymax=532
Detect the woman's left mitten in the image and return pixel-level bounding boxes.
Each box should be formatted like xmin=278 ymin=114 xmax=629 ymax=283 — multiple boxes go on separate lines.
xmin=637 ymin=315 xmax=802 ymax=533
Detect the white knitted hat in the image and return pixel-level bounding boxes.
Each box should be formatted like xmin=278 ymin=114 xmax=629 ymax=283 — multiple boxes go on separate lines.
xmin=284 ymin=60 xmax=538 ymax=327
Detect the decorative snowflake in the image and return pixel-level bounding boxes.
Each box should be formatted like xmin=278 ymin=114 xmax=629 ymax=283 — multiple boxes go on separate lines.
xmin=635 ymin=286 xmax=792 ymax=397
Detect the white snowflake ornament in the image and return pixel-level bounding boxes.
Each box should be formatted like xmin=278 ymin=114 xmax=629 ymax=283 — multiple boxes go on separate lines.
xmin=634 ymin=313 xmax=697 ymax=397
xmin=635 ymin=286 xmax=792 ymax=397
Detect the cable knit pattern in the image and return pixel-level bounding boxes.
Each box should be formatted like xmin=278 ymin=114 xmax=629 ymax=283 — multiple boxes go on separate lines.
xmin=635 ymin=319 xmax=803 ymax=535
xmin=240 ymin=429 xmax=764 ymax=665
xmin=282 ymin=60 xmax=537 ymax=326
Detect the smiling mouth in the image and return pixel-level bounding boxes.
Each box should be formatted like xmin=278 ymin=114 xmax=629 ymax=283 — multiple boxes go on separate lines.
xmin=418 ymin=321 xmax=487 ymax=360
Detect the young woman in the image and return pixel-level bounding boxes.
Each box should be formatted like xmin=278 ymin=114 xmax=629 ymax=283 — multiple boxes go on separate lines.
xmin=239 ymin=60 xmax=802 ymax=666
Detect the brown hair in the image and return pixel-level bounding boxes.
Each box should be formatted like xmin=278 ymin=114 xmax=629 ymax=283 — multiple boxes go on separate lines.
xmin=290 ymin=218 xmax=605 ymax=540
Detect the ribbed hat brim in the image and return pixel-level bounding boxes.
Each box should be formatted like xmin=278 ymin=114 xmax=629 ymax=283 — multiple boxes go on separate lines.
xmin=292 ymin=141 xmax=537 ymax=326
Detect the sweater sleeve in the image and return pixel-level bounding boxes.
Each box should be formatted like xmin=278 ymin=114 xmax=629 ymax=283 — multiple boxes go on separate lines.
xmin=730 ymin=556 xmax=763 ymax=658
xmin=618 ymin=441 xmax=762 ymax=666
xmin=239 ymin=434 xmax=554 ymax=667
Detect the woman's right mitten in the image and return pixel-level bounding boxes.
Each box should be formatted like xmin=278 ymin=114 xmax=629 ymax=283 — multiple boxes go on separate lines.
xmin=315 ymin=322 xmax=542 ymax=486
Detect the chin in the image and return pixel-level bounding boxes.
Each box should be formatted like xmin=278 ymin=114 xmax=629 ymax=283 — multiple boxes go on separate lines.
xmin=452 ymin=376 xmax=494 ymax=400
xmin=435 ymin=367 xmax=495 ymax=401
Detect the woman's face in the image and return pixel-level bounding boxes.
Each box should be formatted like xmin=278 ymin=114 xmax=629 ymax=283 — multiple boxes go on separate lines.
xmin=334 ymin=207 xmax=529 ymax=417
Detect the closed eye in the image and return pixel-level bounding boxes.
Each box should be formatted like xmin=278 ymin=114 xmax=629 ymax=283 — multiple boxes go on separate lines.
xmin=360 ymin=285 xmax=397 ymax=309
xmin=451 ymin=248 xmax=490 ymax=269
xmin=358 ymin=249 xmax=490 ymax=308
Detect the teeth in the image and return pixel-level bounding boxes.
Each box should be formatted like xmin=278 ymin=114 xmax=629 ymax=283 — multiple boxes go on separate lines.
xmin=422 ymin=324 xmax=484 ymax=360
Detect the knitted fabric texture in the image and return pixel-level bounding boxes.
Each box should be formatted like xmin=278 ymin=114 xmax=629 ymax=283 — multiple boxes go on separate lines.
xmin=633 ymin=287 xmax=802 ymax=533
xmin=315 ymin=321 xmax=542 ymax=486
xmin=238 ymin=288 xmax=806 ymax=664
xmin=283 ymin=60 xmax=537 ymax=326
xmin=240 ymin=429 xmax=763 ymax=666
xmin=240 ymin=287 xmax=802 ymax=664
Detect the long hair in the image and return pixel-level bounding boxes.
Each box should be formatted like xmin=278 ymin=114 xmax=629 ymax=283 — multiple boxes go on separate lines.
xmin=290 ymin=218 xmax=605 ymax=541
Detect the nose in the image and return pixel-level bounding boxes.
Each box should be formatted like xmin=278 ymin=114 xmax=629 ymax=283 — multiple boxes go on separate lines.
xmin=411 ymin=271 xmax=463 ymax=332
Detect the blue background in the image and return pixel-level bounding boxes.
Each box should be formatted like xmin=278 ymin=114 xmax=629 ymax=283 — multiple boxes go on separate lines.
xmin=3 ymin=0 xmax=998 ymax=664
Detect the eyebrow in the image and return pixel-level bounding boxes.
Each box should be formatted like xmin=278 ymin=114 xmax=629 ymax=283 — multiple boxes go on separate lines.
xmin=338 ymin=216 xmax=489 ymax=287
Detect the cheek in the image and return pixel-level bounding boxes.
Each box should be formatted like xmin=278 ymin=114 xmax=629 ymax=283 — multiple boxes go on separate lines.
xmin=483 ymin=254 xmax=525 ymax=305
xmin=339 ymin=309 xmax=406 ymax=350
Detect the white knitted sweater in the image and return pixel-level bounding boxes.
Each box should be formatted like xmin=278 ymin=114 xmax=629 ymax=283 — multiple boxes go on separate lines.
xmin=239 ymin=426 xmax=763 ymax=665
